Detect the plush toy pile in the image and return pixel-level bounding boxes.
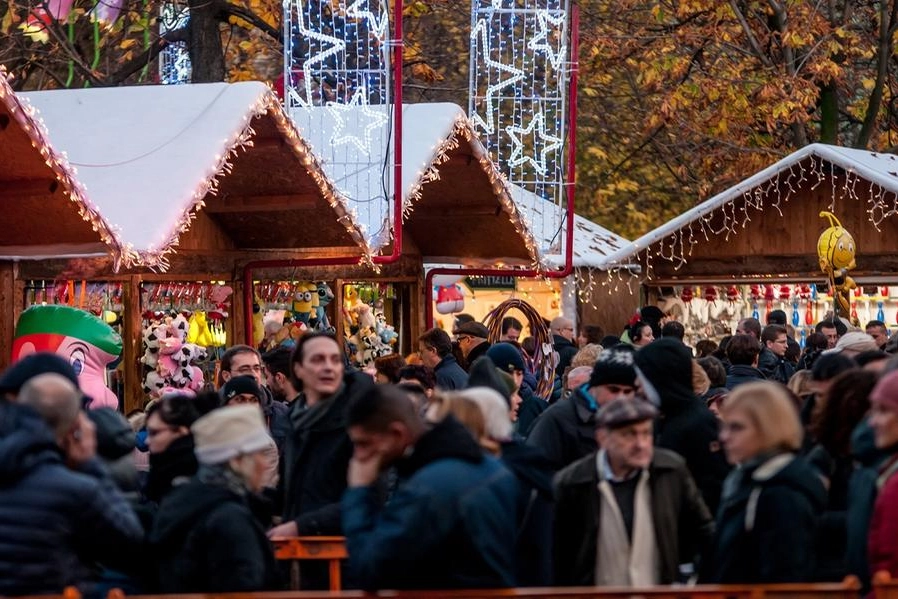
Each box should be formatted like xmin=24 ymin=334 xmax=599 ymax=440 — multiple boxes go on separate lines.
xmin=342 ymin=285 xmax=397 ymax=367
xmin=141 ymin=314 xmax=210 ymax=399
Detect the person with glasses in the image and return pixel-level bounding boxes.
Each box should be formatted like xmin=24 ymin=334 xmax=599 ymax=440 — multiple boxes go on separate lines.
xmin=454 ymin=321 xmax=492 ymax=370
xmin=417 ymin=328 xmax=468 ymax=390
xmin=144 ymin=394 xmax=201 ymax=504
xmin=528 ymin=346 xmax=637 ymax=471
xmin=705 ymin=381 xmax=826 ymax=584
xmin=550 ymin=316 xmax=579 ymax=379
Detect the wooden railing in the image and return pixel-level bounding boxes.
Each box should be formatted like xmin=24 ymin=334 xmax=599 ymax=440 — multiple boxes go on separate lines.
xmin=272 ymin=536 xmax=349 ymax=592
xmin=874 ymin=571 xmax=898 ymax=599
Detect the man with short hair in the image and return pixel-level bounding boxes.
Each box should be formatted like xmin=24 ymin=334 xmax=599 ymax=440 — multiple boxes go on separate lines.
xmin=553 ymin=398 xmax=714 ymax=586
xmin=725 ymin=334 xmax=765 ymax=390
xmin=735 ymin=317 xmax=762 ymax=340
xmin=219 ymin=344 xmax=264 ymax=385
xmin=418 ymin=328 xmax=468 ymax=390
xmin=551 ymin=316 xmax=578 ymax=378
xmin=262 ymin=346 xmax=301 ymax=404
xmin=866 ymin=320 xmax=889 ymax=350
xmin=759 ymin=324 xmax=795 ymax=384
xmin=455 ymin=321 xmax=492 ymax=367
xmin=0 ymin=373 xmax=143 ymax=595
xmin=661 ymin=321 xmax=685 ymax=341
xmin=342 ymin=385 xmax=517 ymax=590
xmin=816 ymin=319 xmax=844 ymax=349
xmin=268 ymin=333 xmax=375 ymax=549
xmin=528 ymin=346 xmax=637 ymax=470
xmin=500 ymin=317 xmax=524 ymax=342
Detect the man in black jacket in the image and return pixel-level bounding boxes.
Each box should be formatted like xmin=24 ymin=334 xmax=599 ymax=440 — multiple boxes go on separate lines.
xmin=1 ymin=373 xmax=143 ymax=595
xmin=418 ymin=328 xmax=468 ymax=390
xmin=635 ymin=338 xmax=731 ymax=514
xmin=725 ymin=334 xmax=766 ymax=390
xmin=550 ymin=317 xmax=579 ymax=378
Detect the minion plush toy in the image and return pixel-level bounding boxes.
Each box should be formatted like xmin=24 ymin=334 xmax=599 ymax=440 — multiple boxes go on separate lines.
xmin=817 ymin=211 xmax=858 ymax=325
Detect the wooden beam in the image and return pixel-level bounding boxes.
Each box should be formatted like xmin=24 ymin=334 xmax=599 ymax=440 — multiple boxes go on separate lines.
xmin=205 ymin=194 xmax=324 ymax=214
xmin=0 ymin=262 xmax=16 ymax=369
xmin=123 ymin=275 xmax=143 ymax=413
xmin=0 ymin=179 xmax=59 ymax=198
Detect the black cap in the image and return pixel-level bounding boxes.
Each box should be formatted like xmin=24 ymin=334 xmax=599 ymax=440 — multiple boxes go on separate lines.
xmin=0 ymin=353 xmax=80 ymax=394
xmin=222 ymin=375 xmax=263 ymax=404
xmin=589 ymin=346 xmax=637 ymax=388
xmin=596 ymin=398 xmax=658 ymax=429
xmin=486 ymin=342 xmax=525 ymax=373
xmin=87 ymin=408 xmax=136 ymax=460
xmin=455 ymin=321 xmax=490 ymax=339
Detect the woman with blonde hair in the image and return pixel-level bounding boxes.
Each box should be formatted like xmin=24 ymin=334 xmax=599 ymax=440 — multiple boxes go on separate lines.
xmin=705 ymin=381 xmax=826 ymax=584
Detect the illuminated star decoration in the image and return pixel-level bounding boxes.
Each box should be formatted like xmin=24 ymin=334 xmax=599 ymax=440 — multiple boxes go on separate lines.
xmin=505 ymin=112 xmax=563 ymax=175
xmin=291 ymin=1 xmax=347 ymax=108
xmin=528 ymin=10 xmax=567 ymax=71
xmin=345 ymin=0 xmax=388 ymax=41
xmin=327 ymin=86 xmax=389 ymax=155
xmin=470 ymin=18 xmax=525 ymax=135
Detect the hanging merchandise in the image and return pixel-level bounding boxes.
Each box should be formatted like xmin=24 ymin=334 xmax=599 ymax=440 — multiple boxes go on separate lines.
xmin=254 ymin=281 xmax=338 ymax=352
xmin=341 ymin=282 xmax=398 ymax=368
xmin=139 ymin=282 xmax=231 ymax=400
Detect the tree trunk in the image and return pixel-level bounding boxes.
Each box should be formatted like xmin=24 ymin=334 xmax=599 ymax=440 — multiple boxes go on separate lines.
xmin=819 ymin=82 xmax=838 ymax=144
xmin=188 ymin=0 xmax=226 ymax=83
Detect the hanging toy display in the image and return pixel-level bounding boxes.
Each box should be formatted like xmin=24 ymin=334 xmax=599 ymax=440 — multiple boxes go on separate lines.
xmin=12 ymin=305 xmax=123 ymax=409
xmin=435 ymin=284 xmax=465 ymax=315
xmin=340 ymin=282 xmax=398 ymax=368
xmin=817 ymin=211 xmax=858 ymax=325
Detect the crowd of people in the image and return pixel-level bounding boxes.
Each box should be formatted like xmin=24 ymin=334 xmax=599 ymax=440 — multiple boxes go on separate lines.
xmin=2 ymin=309 xmax=898 ymax=595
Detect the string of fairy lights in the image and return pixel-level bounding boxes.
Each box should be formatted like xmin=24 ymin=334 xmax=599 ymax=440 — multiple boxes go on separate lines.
xmin=159 ymin=3 xmax=191 ymax=84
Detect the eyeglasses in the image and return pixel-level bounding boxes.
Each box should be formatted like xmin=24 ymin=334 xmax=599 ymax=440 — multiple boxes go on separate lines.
xmin=456 ymin=335 xmax=471 ymax=342
xmin=232 ymin=365 xmax=262 ymax=375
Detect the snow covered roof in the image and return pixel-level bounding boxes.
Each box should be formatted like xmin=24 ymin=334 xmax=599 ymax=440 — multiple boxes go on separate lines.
xmin=0 ymin=69 xmax=120 ymax=260
xmin=602 ymin=143 xmax=898 ymax=268
xmin=291 ymin=102 xmax=626 ymax=267
xmin=24 ymin=82 xmax=371 ymax=271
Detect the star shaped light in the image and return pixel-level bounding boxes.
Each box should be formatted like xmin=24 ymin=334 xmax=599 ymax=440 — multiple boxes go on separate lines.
xmin=505 ymin=113 xmax=563 ymax=175
xmin=528 ymin=10 xmax=567 ymax=71
xmin=345 ymin=0 xmax=388 ymax=41
xmin=470 ymin=18 xmax=525 ymax=135
xmin=293 ymin=1 xmax=347 ymax=107
xmin=327 ymin=86 xmax=389 ymax=155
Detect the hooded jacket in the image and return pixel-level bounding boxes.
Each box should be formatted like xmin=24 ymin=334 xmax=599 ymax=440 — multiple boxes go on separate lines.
xmin=526 ymin=385 xmax=598 ymax=470
xmin=342 ymin=415 xmax=518 ymax=590
xmin=705 ymin=453 xmax=826 ymax=583
xmin=635 ymin=338 xmax=730 ymax=513
xmin=0 ymin=401 xmax=143 ymax=595
xmin=553 ymin=448 xmax=714 ymax=586
xmin=149 ymin=477 xmax=280 ymax=592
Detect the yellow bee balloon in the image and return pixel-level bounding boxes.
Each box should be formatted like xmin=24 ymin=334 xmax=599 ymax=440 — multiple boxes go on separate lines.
xmin=817 ymin=211 xmax=857 ymax=323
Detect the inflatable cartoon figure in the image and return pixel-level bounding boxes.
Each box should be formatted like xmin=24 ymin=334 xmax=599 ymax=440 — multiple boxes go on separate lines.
xmin=12 ymin=305 xmax=123 ymax=409
xmin=818 ymin=211 xmax=858 ymax=325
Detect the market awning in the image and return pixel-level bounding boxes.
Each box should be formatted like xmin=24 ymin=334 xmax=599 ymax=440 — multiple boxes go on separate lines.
xmin=602 ymin=143 xmax=898 ymax=277
xmin=24 ymin=82 xmax=371 ymax=271
xmin=0 ymin=70 xmax=120 ymax=261
xmin=290 ymin=103 xmax=543 ymax=266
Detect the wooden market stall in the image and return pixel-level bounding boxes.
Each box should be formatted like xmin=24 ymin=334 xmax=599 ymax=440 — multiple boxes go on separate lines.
xmin=0 ymin=69 xmax=125 ymax=369
xmin=602 ymin=144 xmax=898 ymax=344
xmin=18 ymin=81 xmax=390 ymax=411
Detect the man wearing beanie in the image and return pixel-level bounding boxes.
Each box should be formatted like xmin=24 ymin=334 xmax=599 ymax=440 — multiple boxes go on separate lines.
xmin=553 ymin=398 xmax=713 ymax=587
xmin=866 ymin=371 xmax=898 ymax=581
xmin=149 ymin=405 xmax=281 ymax=592
xmin=528 ymin=346 xmax=637 ymax=470
xmin=634 ymin=338 xmax=730 ymax=513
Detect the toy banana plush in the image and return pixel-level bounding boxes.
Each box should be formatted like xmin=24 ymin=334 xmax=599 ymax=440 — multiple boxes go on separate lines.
xmin=818 ymin=211 xmax=858 ymax=325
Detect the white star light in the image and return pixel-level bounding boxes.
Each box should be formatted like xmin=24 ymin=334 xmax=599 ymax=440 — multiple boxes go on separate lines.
xmin=327 ymin=86 xmax=389 ymax=155
xmin=528 ymin=10 xmax=567 ymax=71
xmin=293 ymin=0 xmax=347 ymax=107
xmin=345 ymin=0 xmax=388 ymax=41
xmin=470 ymin=18 xmax=525 ymax=135
xmin=505 ymin=113 xmax=562 ymax=175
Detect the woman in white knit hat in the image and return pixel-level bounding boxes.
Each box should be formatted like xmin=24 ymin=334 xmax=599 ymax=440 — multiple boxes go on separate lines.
xmin=148 ymin=405 xmax=281 ymax=592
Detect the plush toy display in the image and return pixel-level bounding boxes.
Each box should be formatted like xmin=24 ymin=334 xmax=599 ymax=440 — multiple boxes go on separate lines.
xmin=141 ymin=315 xmax=210 ymax=400
xmin=292 ymin=282 xmax=317 ymax=325
xmin=435 ymin=284 xmax=465 ymax=314
xmin=818 ymin=211 xmax=858 ymax=324
xmin=313 ymin=282 xmax=334 ymax=331
xmin=12 ymin=305 xmax=123 ymax=409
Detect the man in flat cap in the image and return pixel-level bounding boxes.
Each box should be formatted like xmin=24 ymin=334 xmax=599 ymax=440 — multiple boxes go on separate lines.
xmin=455 ymin=321 xmax=491 ymax=369
xmin=552 ymin=398 xmax=714 ymax=588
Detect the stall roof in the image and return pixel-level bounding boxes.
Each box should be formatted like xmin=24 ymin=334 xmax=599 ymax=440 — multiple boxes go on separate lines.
xmin=0 ymin=69 xmax=121 ymax=261
xmin=291 ymin=103 xmax=556 ymax=266
xmin=602 ymin=143 xmax=898 ymax=268
xmin=24 ymin=82 xmax=371 ymax=271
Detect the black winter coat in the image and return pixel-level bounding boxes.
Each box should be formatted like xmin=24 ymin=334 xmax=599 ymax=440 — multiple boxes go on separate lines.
xmin=553 ymin=448 xmax=714 ymax=586
xmin=144 ymin=434 xmax=198 ymax=504
xmin=434 ymin=355 xmax=468 ymax=390
xmin=636 ymin=338 xmax=731 ymax=514
xmin=704 ymin=453 xmax=826 ymax=584
xmin=725 ymin=364 xmax=766 ymax=390
xmin=553 ymin=335 xmax=579 ymax=379
xmin=280 ymin=370 xmax=375 ymax=534
xmin=526 ymin=386 xmax=597 ymax=470
xmin=500 ymin=439 xmax=554 ymax=586
xmin=757 ymin=349 xmax=795 ymax=385
xmin=0 ymin=402 xmax=144 ymax=596
xmin=150 ymin=477 xmax=280 ymax=592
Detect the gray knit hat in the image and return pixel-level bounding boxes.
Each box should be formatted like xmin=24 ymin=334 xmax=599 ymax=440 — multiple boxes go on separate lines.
xmin=192 ymin=405 xmax=272 ymax=465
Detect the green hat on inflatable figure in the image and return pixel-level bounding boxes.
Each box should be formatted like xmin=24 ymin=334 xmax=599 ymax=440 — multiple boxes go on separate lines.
xmin=12 ymin=305 xmax=123 ymax=409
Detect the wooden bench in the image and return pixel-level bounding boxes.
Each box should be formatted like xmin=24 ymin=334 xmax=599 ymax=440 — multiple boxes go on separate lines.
xmin=271 ymin=536 xmax=349 ymax=592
